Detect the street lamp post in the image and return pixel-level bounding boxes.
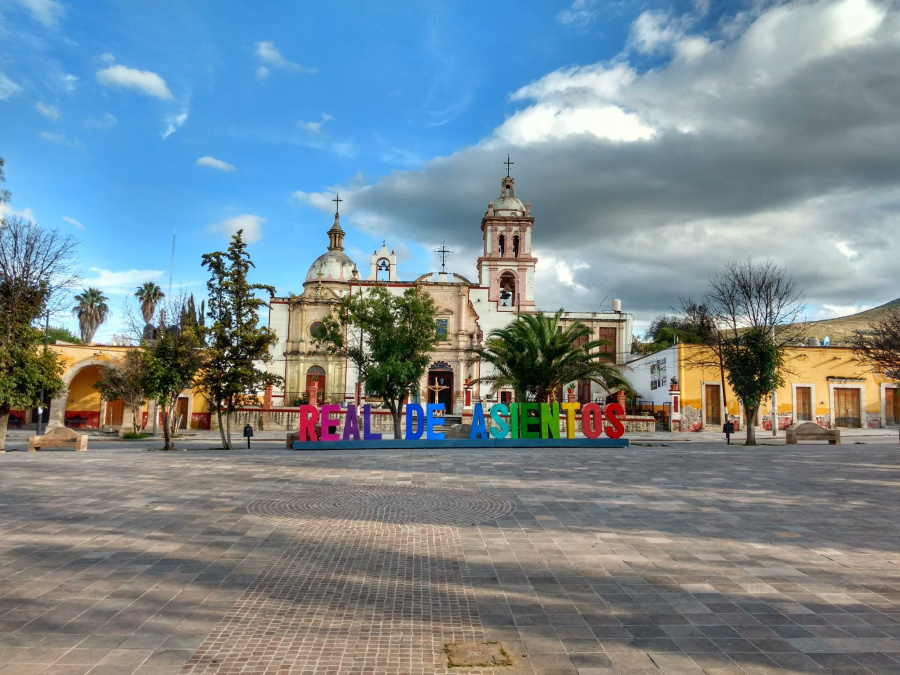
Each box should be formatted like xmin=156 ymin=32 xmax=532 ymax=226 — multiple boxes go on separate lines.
xmin=36 ymin=310 xmax=50 ymax=436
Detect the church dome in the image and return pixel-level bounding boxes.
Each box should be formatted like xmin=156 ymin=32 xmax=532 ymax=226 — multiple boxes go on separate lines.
xmin=305 ymin=250 xmax=357 ymax=284
xmin=493 ymin=194 xmax=525 ymax=216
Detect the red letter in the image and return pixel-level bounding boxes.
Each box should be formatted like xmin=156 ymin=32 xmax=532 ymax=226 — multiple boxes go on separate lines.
xmin=581 ymin=403 xmax=603 ymax=439
xmin=298 ymin=405 xmax=319 ymax=441
xmin=320 ymin=405 xmax=341 ymax=441
xmin=605 ymin=402 xmax=625 ymax=439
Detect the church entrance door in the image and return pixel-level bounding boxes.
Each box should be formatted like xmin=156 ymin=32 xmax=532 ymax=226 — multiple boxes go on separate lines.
xmin=427 ymin=365 xmax=454 ymax=414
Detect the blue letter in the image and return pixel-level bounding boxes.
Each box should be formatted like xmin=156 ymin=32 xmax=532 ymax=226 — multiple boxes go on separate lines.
xmin=362 ymin=404 xmax=382 ymax=440
xmin=490 ymin=404 xmax=509 ymax=439
xmin=426 ymin=403 xmax=445 ymax=440
xmin=469 ymin=403 xmax=489 ymax=440
xmin=342 ymin=405 xmax=361 ymax=441
xmin=405 ymin=404 xmax=425 ymax=440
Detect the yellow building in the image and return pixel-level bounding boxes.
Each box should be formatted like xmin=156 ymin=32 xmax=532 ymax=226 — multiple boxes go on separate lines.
xmin=11 ymin=343 xmax=208 ymax=432
xmin=626 ymin=344 xmax=899 ymax=431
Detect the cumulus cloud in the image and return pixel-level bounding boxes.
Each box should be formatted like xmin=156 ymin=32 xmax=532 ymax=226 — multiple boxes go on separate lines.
xmin=62 ymin=216 xmax=84 ymax=229
xmin=196 ymin=156 xmax=236 ymax=172
xmin=309 ymin=0 xmax=900 ymax=325
xmin=255 ymin=40 xmax=315 ymax=78
xmin=96 ymin=64 xmax=173 ymax=100
xmin=36 ymin=101 xmax=59 ymax=120
xmin=0 ymin=203 xmax=35 ymax=222
xmin=209 ymin=214 xmax=264 ymax=243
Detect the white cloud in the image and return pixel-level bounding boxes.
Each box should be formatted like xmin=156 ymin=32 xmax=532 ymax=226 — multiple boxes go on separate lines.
xmin=161 ymin=110 xmax=188 ymax=139
xmin=81 ymin=267 xmax=165 ymax=296
xmin=328 ymin=0 xmax=900 ymax=319
xmin=39 ymin=131 xmax=77 ymax=146
xmin=11 ymin=0 xmax=64 ymax=27
xmin=36 ymin=101 xmax=59 ymax=120
xmin=209 ymin=214 xmax=265 ymax=243
xmin=99 ymin=52 xmax=116 ymax=63
xmin=254 ymin=40 xmax=315 ymax=77
xmin=62 ymin=216 xmax=84 ymax=229
xmin=60 ymin=73 xmax=78 ymax=92
xmin=0 ymin=203 xmax=36 ymax=222
xmin=0 ymin=72 xmax=22 ymax=100
xmin=196 ymin=156 xmax=236 ymax=172
xmin=629 ymin=10 xmax=684 ymax=54
xmin=84 ymin=112 xmax=117 ymax=130
xmin=297 ymin=113 xmax=333 ymax=134
xmin=96 ymin=64 xmax=173 ymax=100
xmin=557 ymin=0 xmax=601 ymax=26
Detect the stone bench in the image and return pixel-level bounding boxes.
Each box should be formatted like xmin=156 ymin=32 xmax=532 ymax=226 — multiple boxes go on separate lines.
xmin=786 ymin=421 xmax=840 ymax=446
xmin=28 ymin=427 xmax=88 ymax=452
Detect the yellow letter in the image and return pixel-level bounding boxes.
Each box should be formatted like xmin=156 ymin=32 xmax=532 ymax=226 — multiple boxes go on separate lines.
xmin=561 ymin=402 xmax=581 ymax=439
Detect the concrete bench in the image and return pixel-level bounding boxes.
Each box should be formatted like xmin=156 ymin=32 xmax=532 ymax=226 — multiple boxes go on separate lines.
xmin=28 ymin=427 xmax=88 ymax=452
xmin=786 ymin=421 xmax=840 ymax=446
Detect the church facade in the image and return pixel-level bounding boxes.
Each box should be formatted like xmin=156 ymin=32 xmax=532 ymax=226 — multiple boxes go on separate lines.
xmin=265 ymin=170 xmax=634 ymax=416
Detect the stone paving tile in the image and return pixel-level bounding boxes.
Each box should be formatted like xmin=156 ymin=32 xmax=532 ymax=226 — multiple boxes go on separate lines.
xmin=0 ymin=444 xmax=900 ymax=673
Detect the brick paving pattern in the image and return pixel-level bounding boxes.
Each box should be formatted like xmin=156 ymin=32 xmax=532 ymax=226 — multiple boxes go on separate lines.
xmin=0 ymin=444 xmax=900 ymax=674
xmin=185 ymin=486 xmax=515 ymax=673
xmin=247 ymin=484 xmax=516 ymax=527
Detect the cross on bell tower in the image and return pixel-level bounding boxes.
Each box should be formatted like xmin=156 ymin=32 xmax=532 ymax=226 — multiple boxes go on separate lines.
xmin=476 ymin=157 xmax=536 ymax=312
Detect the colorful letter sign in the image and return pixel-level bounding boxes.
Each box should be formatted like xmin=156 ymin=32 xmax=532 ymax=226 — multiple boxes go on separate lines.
xmin=296 ymin=401 xmax=626 ymax=442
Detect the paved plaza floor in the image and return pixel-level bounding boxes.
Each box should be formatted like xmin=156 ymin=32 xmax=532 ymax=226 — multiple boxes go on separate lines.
xmin=1 ymin=440 xmax=900 ymax=674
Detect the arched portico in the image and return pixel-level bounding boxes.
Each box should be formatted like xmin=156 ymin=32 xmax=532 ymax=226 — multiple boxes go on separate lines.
xmin=47 ymin=357 xmax=132 ymax=431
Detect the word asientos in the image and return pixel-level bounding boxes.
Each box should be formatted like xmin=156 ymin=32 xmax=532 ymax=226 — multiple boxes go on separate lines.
xmin=297 ymin=401 xmax=626 ymax=441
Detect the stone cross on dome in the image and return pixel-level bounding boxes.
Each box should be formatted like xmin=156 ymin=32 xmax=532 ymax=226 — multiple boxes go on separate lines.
xmin=434 ymin=241 xmax=452 ymax=273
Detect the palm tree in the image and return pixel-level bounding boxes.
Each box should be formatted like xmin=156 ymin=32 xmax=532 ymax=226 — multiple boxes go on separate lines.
xmin=72 ymin=287 xmax=110 ymax=344
xmin=135 ymin=282 xmax=165 ymax=325
xmin=472 ymin=309 xmax=633 ymax=403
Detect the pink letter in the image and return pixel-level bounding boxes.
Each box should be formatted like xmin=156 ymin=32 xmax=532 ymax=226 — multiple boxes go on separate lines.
xmin=320 ymin=405 xmax=341 ymax=441
xmin=298 ymin=405 xmax=319 ymax=441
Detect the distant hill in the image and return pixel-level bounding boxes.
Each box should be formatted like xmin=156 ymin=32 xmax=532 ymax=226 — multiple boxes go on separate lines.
xmin=781 ymin=297 xmax=900 ymax=345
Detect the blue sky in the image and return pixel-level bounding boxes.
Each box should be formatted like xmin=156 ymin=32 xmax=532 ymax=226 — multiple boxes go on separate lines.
xmin=2 ymin=0 xmax=899 ymax=343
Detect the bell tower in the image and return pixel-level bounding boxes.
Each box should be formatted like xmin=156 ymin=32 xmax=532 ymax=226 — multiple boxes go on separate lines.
xmin=476 ymin=158 xmax=536 ymax=312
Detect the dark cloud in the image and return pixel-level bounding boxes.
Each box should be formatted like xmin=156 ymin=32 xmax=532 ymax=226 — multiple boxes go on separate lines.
xmin=330 ymin=0 xmax=900 ymax=327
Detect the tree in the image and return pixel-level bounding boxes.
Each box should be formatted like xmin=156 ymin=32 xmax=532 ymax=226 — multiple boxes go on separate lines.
xmin=0 ymin=210 xmax=78 ymax=448
xmin=852 ymin=307 xmax=900 ymax=380
xmin=682 ymin=259 xmax=804 ymax=445
xmin=641 ymin=314 xmax=706 ymax=353
xmin=47 ymin=326 xmax=81 ymax=344
xmin=198 ymin=231 xmax=281 ymax=449
xmin=142 ymin=297 xmax=203 ymax=450
xmin=73 ymin=287 xmax=109 ymax=343
xmin=721 ymin=328 xmax=784 ymax=440
xmin=135 ymin=282 xmax=165 ymax=325
xmin=317 ymin=285 xmax=439 ymax=439
xmin=472 ymin=309 xmax=632 ymax=403
xmin=93 ymin=349 xmax=147 ymax=434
